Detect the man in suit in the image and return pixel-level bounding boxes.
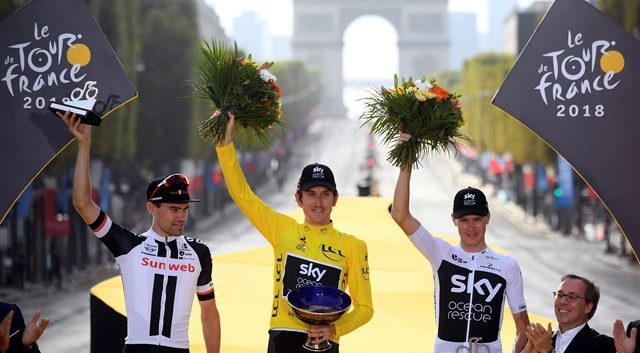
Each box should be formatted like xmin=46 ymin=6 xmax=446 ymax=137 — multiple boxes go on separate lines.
xmin=613 ymin=319 xmax=639 ymax=353
xmin=521 ymin=274 xmax=615 ymax=353
xmin=0 ymin=302 xmax=49 ymax=353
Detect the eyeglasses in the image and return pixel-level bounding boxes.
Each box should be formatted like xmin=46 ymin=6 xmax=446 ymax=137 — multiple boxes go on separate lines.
xmin=553 ymin=291 xmax=587 ymax=303
xmin=148 ymin=174 xmax=190 ymax=201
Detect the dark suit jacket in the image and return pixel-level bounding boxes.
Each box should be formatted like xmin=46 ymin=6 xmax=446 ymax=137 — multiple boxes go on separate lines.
xmin=554 ymin=323 xmax=615 ymax=353
xmin=0 ymin=302 xmax=40 ymax=353
xmin=627 ymin=320 xmax=640 ymax=353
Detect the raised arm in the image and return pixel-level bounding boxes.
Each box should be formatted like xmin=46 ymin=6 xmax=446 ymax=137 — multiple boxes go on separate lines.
xmin=390 ymin=134 xmax=422 ymax=235
xmin=58 ymin=112 xmax=100 ymax=224
xmin=390 ymin=167 xmax=421 ymax=235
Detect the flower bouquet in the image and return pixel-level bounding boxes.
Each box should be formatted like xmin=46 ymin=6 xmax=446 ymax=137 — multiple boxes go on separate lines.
xmin=193 ymin=40 xmax=283 ymax=147
xmin=360 ymin=75 xmax=467 ymax=170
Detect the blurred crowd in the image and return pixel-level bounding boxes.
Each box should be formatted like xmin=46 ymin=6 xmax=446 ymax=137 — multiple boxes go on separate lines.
xmin=458 ymin=147 xmax=635 ymax=261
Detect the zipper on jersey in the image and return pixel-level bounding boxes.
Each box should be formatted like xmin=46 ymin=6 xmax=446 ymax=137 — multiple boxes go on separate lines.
xmin=464 ymin=253 xmax=477 ymax=346
xmin=158 ymin=237 xmax=170 ymax=348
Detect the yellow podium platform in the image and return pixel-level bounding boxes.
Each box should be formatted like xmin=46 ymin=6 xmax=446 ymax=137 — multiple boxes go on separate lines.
xmin=90 ymin=197 xmax=551 ymax=352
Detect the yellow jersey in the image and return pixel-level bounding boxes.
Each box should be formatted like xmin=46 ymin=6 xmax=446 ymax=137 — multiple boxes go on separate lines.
xmin=216 ymin=143 xmax=373 ymax=340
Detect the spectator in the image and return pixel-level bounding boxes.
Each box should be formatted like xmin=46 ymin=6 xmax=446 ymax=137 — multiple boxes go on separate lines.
xmin=0 ymin=302 xmax=49 ymax=353
xmin=522 ymin=274 xmax=615 ymax=353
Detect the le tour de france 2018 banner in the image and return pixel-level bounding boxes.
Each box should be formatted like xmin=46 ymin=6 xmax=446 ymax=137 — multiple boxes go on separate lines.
xmin=493 ymin=0 xmax=640 ymax=258
xmin=0 ymin=0 xmax=137 ymax=223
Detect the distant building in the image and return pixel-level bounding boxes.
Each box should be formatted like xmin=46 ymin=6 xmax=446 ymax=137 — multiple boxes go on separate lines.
xmin=195 ymin=0 xmax=228 ymax=42
xmin=481 ymin=0 xmax=517 ymax=52
xmin=449 ymin=12 xmax=479 ymax=69
xmin=271 ymin=35 xmax=293 ymax=60
xmin=503 ymin=0 xmax=552 ymax=56
xmin=233 ymin=11 xmax=270 ymax=60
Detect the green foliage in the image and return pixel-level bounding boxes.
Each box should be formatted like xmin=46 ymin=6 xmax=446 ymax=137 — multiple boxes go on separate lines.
xmin=136 ymin=0 xmax=200 ymax=172
xmin=361 ymin=76 xmax=467 ymax=170
xmin=270 ymin=61 xmax=321 ymax=132
xmin=0 ymin=0 xmax=20 ymax=20
xmin=193 ymin=40 xmax=284 ymax=148
xmin=89 ymin=0 xmax=141 ymax=163
xmin=460 ymin=52 xmax=554 ymax=165
xmin=598 ymin=0 xmax=639 ymax=37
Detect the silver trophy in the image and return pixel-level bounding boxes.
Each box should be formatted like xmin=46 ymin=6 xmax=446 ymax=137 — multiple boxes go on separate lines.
xmin=456 ymin=337 xmax=490 ymax=353
xmin=287 ymin=286 xmax=352 ymax=352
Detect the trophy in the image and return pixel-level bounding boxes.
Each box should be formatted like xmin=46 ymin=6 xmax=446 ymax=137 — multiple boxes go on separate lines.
xmin=287 ymin=286 xmax=352 ymax=352
xmin=456 ymin=337 xmax=490 ymax=353
xmin=49 ymin=81 xmax=102 ymax=126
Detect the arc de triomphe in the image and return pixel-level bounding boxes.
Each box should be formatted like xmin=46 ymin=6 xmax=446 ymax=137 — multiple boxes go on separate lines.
xmin=293 ymin=0 xmax=450 ymax=117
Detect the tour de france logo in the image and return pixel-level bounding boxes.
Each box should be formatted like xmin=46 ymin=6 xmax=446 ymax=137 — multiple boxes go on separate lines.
xmin=534 ymin=30 xmax=625 ymax=119
xmin=2 ymin=22 xmax=95 ymax=111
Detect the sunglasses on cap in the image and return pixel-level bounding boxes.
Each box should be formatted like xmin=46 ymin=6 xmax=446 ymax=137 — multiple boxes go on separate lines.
xmin=148 ymin=174 xmax=190 ymax=201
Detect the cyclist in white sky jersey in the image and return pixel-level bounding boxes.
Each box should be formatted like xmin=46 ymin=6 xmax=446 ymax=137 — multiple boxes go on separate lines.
xmin=390 ymin=133 xmax=529 ymax=353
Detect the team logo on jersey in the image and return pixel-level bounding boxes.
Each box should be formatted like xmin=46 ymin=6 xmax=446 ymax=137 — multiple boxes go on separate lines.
xmin=281 ymin=253 xmax=341 ymax=297
xmin=186 ymin=237 xmax=207 ymax=246
xmin=450 ymin=274 xmax=503 ymax=302
xmin=361 ymin=266 xmax=370 ymax=280
xmin=141 ymin=257 xmax=196 ymax=272
xmin=143 ymin=243 xmax=158 ymax=255
xmin=177 ymin=242 xmax=195 ymax=260
xmin=438 ymin=262 xmax=508 ymax=343
xmin=451 ymin=254 xmax=467 ymax=264
xmin=320 ymin=244 xmax=345 ymax=261
xmin=479 ymin=263 xmax=501 ymax=272
xmin=275 ymin=253 xmax=283 ymax=282
xmin=296 ymin=235 xmax=307 ymax=251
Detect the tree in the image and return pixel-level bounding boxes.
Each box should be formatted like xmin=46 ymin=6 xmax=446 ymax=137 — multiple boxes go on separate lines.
xmin=0 ymin=0 xmax=21 ymax=20
xmin=87 ymin=0 xmax=141 ymax=164
xmin=460 ymin=53 xmax=554 ymax=165
xmin=599 ymin=0 xmax=640 ymax=38
xmin=136 ymin=0 xmax=199 ymax=173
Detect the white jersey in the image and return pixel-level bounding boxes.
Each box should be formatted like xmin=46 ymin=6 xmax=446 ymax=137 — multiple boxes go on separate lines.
xmin=410 ymin=226 xmax=527 ymax=353
xmin=90 ymin=211 xmax=215 ymax=349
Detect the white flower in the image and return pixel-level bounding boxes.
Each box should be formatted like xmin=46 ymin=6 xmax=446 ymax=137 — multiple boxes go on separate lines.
xmin=415 ymin=80 xmax=432 ymax=91
xmin=259 ymin=69 xmax=277 ymax=82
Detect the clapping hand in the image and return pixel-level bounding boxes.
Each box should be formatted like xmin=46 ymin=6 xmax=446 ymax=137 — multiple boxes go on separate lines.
xmin=613 ymin=319 xmax=637 ymax=353
xmin=21 ymin=311 xmax=49 ymax=348
xmin=524 ymin=322 xmax=553 ymax=353
xmin=0 ymin=311 xmax=13 ymax=352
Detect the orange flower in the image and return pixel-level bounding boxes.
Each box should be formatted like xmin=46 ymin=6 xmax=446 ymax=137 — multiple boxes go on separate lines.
xmin=429 ymin=85 xmax=450 ymax=100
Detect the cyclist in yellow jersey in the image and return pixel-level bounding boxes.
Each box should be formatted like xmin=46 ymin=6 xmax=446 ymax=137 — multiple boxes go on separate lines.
xmin=214 ymin=111 xmax=373 ymax=353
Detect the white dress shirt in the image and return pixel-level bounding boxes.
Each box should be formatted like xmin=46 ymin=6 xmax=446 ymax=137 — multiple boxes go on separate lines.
xmin=554 ymin=323 xmax=586 ymax=353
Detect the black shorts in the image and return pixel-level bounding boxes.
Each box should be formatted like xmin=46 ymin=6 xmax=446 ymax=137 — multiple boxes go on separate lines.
xmin=267 ymin=330 xmax=339 ymax=353
xmin=122 ymin=344 xmax=189 ymax=353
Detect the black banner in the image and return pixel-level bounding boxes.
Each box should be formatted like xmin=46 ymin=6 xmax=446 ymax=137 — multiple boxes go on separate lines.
xmin=0 ymin=0 xmax=137 ymax=223
xmin=493 ymin=0 xmax=640 ymax=258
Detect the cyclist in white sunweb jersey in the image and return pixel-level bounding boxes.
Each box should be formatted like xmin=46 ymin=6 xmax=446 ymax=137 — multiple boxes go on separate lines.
xmin=60 ymin=111 xmax=221 ymax=353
